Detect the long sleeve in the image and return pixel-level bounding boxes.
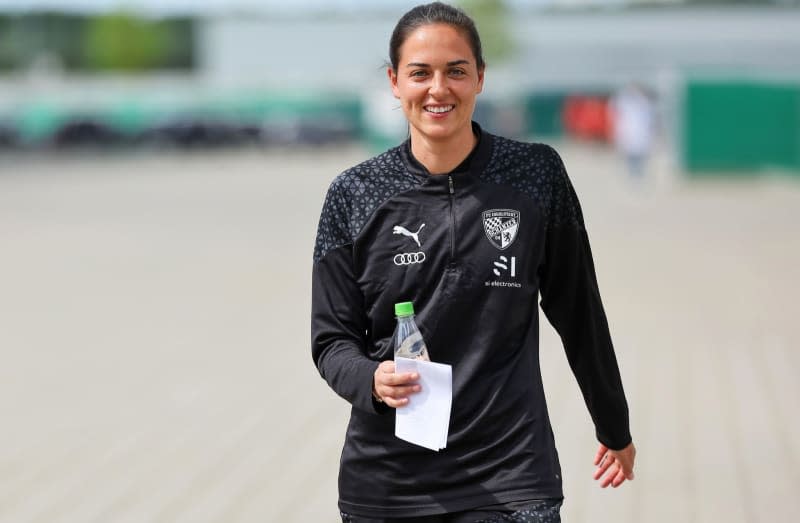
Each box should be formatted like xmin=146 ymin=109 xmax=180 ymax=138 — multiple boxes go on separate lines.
xmin=311 ymin=180 xmax=382 ymax=414
xmin=538 ymin=148 xmax=631 ymax=450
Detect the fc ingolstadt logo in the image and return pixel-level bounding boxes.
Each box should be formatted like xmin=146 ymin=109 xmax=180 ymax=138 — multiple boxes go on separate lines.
xmin=482 ymin=209 xmax=520 ymax=250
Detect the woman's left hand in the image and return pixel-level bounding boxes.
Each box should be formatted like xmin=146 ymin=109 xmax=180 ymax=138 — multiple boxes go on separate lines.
xmin=593 ymin=442 xmax=636 ymax=488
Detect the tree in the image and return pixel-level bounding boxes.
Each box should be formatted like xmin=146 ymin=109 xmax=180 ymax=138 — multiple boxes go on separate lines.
xmin=458 ymin=0 xmax=514 ymax=65
xmin=83 ymin=12 xmax=169 ymax=71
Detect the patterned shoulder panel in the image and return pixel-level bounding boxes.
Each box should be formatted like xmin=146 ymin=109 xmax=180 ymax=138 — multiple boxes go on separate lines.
xmin=313 ymin=146 xmax=418 ymax=263
xmin=481 ymin=135 xmax=584 ymax=229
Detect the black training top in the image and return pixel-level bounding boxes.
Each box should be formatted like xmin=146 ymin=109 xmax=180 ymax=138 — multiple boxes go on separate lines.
xmin=311 ymin=123 xmax=631 ymax=518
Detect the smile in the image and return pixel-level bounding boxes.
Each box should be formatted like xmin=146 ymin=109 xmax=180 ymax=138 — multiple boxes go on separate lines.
xmin=424 ymin=105 xmax=454 ymax=114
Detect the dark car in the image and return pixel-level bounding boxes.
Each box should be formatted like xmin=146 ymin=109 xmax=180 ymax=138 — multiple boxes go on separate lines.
xmin=0 ymin=122 xmax=18 ymax=148
xmin=52 ymin=119 xmax=125 ymax=147
xmin=138 ymin=119 xmax=261 ymax=148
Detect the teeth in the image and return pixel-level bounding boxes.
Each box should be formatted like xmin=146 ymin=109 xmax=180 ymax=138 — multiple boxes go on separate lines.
xmin=425 ymin=105 xmax=454 ymax=114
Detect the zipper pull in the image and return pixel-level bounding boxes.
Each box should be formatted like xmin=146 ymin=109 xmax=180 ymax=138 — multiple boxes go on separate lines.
xmin=448 ymin=176 xmax=454 ymax=195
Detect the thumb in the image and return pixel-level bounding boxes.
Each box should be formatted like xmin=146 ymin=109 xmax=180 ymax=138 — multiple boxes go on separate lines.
xmin=378 ymin=360 xmax=396 ymax=374
xmin=620 ymin=458 xmax=635 ymax=480
xmin=625 ymin=468 xmax=635 ymax=480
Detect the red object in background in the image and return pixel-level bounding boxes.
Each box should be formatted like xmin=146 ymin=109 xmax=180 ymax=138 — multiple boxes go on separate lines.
xmin=563 ymin=95 xmax=613 ymax=142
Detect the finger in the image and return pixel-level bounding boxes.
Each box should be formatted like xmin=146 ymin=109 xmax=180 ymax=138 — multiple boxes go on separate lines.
xmin=383 ymin=396 xmax=410 ymax=409
xmin=381 ymin=372 xmax=420 ymax=386
xmin=611 ymin=468 xmax=627 ymax=488
xmin=379 ymin=383 xmax=422 ymax=399
xmin=594 ymin=444 xmax=609 ymax=466
xmin=600 ymin=464 xmax=619 ymax=488
xmin=593 ymin=454 xmax=616 ymax=480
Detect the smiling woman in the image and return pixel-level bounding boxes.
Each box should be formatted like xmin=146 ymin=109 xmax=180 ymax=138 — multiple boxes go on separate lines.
xmin=388 ymin=22 xmax=484 ymax=174
xmin=311 ymin=3 xmax=636 ymax=523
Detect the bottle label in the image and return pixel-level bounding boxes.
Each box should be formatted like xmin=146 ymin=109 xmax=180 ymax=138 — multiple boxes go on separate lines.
xmin=395 ymin=331 xmax=430 ymax=361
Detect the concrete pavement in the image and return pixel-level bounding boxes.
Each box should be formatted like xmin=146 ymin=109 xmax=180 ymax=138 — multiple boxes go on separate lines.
xmin=0 ymin=143 xmax=798 ymax=522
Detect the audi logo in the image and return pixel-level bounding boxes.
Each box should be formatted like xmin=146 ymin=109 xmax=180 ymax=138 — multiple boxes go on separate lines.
xmin=393 ymin=252 xmax=426 ymax=265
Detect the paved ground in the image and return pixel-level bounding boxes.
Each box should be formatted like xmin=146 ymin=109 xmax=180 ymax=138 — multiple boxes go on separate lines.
xmin=0 ymin=143 xmax=798 ymax=522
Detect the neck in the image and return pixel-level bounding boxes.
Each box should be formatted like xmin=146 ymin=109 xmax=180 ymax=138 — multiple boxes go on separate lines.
xmin=410 ymin=124 xmax=477 ymax=175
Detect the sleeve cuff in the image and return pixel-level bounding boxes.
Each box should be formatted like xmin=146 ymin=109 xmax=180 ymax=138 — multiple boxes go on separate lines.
xmin=597 ymin=430 xmax=633 ymax=451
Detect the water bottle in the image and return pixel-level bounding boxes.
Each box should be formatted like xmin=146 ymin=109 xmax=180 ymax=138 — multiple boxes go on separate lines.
xmin=393 ymin=301 xmax=430 ymax=361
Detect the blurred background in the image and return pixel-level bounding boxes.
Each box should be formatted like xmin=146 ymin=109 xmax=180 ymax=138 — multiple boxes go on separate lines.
xmin=0 ymin=0 xmax=798 ymax=522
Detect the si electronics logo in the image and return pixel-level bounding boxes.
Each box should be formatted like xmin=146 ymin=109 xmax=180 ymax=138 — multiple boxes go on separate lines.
xmin=392 ymin=222 xmax=426 ymax=266
xmin=483 ymin=209 xmax=520 ymax=250
xmin=485 ymin=254 xmax=521 ymax=289
xmin=493 ymin=255 xmax=516 ymax=277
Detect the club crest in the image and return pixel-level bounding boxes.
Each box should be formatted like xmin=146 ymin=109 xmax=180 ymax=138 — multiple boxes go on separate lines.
xmin=482 ymin=209 xmax=520 ymax=250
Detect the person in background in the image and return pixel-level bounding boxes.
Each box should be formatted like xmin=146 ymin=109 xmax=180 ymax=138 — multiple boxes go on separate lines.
xmin=610 ymin=82 xmax=656 ymax=181
xmin=311 ymin=3 xmax=636 ymax=522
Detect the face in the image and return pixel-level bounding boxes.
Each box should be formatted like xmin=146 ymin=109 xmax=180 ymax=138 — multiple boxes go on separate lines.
xmin=388 ymin=23 xmax=484 ymax=144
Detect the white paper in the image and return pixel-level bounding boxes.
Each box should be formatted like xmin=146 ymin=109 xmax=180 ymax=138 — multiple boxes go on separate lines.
xmin=394 ymin=357 xmax=453 ymax=451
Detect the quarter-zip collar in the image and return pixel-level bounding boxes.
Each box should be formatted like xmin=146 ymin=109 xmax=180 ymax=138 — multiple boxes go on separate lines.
xmin=400 ymin=121 xmax=493 ymax=185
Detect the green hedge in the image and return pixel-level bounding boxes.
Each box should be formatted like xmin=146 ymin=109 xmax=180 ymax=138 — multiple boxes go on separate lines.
xmin=683 ymin=79 xmax=800 ymax=175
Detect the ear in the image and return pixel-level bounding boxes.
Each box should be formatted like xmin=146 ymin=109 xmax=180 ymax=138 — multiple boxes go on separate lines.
xmin=388 ymin=67 xmax=400 ymax=99
xmin=476 ymin=67 xmax=485 ymax=95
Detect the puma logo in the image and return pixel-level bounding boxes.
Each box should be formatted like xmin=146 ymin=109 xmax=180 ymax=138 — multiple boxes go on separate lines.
xmin=393 ymin=223 xmax=425 ymax=248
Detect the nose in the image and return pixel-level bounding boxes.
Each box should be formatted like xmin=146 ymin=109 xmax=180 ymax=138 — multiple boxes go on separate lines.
xmin=429 ymin=71 xmax=449 ymax=97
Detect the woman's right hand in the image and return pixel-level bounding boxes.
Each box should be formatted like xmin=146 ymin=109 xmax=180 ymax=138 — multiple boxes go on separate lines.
xmin=373 ymin=360 xmax=421 ymax=408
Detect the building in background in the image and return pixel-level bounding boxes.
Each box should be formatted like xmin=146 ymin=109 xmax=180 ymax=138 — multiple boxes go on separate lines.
xmin=1 ymin=1 xmax=799 ymax=173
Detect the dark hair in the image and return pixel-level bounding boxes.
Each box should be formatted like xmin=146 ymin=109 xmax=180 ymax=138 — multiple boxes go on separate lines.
xmin=389 ymin=2 xmax=485 ymax=72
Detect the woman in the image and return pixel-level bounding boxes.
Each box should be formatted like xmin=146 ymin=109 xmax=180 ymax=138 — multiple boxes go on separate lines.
xmin=311 ymin=3 xmax=636 ymax=522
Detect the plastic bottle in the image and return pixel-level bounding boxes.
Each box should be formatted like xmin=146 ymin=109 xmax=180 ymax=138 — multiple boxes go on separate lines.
xmin=393 ymin=301 xmax=430 ymax=361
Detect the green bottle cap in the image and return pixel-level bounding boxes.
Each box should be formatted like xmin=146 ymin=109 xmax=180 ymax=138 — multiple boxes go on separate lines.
xmin=395 ymin=301 xmax=414 ymax=317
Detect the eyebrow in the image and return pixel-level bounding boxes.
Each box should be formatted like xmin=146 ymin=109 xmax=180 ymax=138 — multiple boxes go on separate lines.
xmin=405 ymin=60 xmax=470 ymax=68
